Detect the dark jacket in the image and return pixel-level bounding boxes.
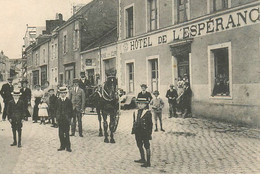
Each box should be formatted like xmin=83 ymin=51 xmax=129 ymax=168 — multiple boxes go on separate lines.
xmin=7 ymin=99 xmax=26 ymax=121
xmin=79 ymin=78 xmax=90 ymax=93
xmin=182 ymin=87 xmax=192 ymax=108
xmin=137 ymin=91 xmax=152 ymax=102
xmin=0 ymin=83 xmax=14 ymax=103
xmin=134 ymin=109 xmax=153 ymax=138
xmin=20 ymin=88 xmax=31 ymax=104
xmin=56 ymin=98 xmax=73 ymax=123
xmin=166 ymin=89 xmax=178 ymax=104
xmin=49 ymin=94 xmax=58 ymax=111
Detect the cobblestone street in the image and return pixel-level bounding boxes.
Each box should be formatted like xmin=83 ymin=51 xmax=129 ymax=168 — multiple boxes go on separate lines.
xmin=0 ymin=110 xmax=260 ymax=174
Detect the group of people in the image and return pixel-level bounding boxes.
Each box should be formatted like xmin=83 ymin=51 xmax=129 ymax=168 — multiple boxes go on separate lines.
xmin=132 ymin=76 xmax=191 ymax=168
xmin=0 ymin=71 xmax=91 ymax=152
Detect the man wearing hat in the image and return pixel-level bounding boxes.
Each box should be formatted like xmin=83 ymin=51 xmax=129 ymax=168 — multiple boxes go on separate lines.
xmin=69 ymin=78 xmax=85 ymax=137
xmin=20 ymin=79 xmax=31 ymax=121
xmin=7 ymin=89 xmax=26 ymax=148
xmin=137 ymin=84 xmax=152 ymax=109
xmin=0 ymin=77 xmax=14 ymax=121
xmin=79 ymin=71 xmax=90 ymax=95
xmin=56 ymin=87 xmax=73 ymax=152
xmin=165 ymin=84 xmax=178 ymax=118
xmin=132 ymin=97 xmax=153 ymax=167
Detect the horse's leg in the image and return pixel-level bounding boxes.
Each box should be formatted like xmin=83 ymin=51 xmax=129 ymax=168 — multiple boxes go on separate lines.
xmin=109 ymin=113 xmax=116 ymax=143
xmin=102 ymin=111 xmax=109 ymax=143
xmin=97 ymin=107 xmax=103 ymax=136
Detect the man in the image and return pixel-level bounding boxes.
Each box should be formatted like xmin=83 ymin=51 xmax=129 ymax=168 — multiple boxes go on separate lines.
xmin=0 ymin=77 xmax=14 ymax=121
xmin=132 ymin=97 xmax=153 ymax=167
xmin=70 ymin=79 xmax=85 ymax=137
xmin=137 ymin=84 xmax=152 ymax=109
xmin=78 ymin=71 xmax=90 ymax=95
xmin=182 ymin=82 xmax=192 ymax=118
xmin=165 ymin=84 xmax=178 ymax=118
xmin=20 ymin=79 xmax=31 ymax=121
xmin=7 ymin=89 xmax=26 ymax=148
xmin=56 ymin=87 xmax=73 ymax=152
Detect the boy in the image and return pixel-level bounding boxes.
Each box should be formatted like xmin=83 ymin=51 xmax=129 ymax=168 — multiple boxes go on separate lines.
xmin=166 ymin=84 xmax=178 ymax=118
xmin=7 ymin=90 xmax=26 ymax=148
xmin=132 ymin=97 xmax=153 ymax=167
xmin=150 ymin=90 xmax=165 ymax=132
xmin=56 ymin=87 xmax=73 ymax=152
xmin=48 ymin=89 xmax=58 ymax=128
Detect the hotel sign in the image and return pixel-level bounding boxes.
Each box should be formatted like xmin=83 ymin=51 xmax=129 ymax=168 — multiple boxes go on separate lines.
xmin=122 ymin=5 xmax=259 ymax=53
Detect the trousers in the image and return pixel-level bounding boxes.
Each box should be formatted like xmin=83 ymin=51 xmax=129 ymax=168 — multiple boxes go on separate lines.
xmin=71 ymin=110 xmax=82 ymax=135
xmin=59 ymin=121 xmax=71 ymax=149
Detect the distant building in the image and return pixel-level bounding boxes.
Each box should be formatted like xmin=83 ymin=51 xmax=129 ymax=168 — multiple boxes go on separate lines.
xmin=0 ymin=51 xmax=10 ymax=81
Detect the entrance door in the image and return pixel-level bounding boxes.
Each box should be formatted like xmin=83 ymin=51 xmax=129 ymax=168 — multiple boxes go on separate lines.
xmin=177 ymin=53 xmax=189 ymax=79
xmin=87 ymin=69 xmax=95 ymax=86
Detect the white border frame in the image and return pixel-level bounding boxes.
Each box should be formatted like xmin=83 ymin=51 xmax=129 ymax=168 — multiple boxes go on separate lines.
xmin=208 ymin=41 xmax=232 ymax=100
xmin=124 ymin=3 xmax=135 ymax=39
xmin=146 ymin=55 xmax=160 ymax=92
xmin=125 ymin=59 xmax=136 ymax=94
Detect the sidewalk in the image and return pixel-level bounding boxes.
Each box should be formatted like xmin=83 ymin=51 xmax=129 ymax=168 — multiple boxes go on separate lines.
xmin=0 ymin=110 xmax=259 ymax=174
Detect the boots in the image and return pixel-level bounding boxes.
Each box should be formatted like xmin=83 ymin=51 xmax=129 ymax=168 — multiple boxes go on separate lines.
xmin=141 ymin=149 xmax=151 ymax=167
xmin=18 ymin=129 xmax=22 ymax=148
xmin=154 ymin=124 xmax=158 ymax=132
xmin=134 ymin=147 xmax=146 ymax=163
xmin=10 ymin=129 xmax=17 ymax=146
xmin=160 ymin=122 xmax=165 ymax=132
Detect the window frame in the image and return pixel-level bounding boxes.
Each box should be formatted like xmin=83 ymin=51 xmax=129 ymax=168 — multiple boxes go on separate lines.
xmin=124 ymin=4 xmax=135 ymax=38
xmin=208 ymin=42 xmax=232 ymax=99
xmin=125 ymin=59 xmax=135 ymax=94
xmin=146 ymin=55 xmax=160 ymax=93
xmin=148 ymin=0 xmax=158 ymax=31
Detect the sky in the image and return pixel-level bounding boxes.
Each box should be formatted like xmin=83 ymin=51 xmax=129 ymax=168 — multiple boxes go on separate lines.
xmin=0 ymin=0 xmax=92 ymax=59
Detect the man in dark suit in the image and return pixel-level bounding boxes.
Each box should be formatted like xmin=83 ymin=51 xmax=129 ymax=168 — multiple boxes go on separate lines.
xmin=182 ymin=82 xmax=192 ymax=118
xmin=0 ymin=77 xmax=14 ymax=121
xmin=20 ymin=79 xmax=31 ymax=121
xmin=78 ymin=71 xmax=90 ymax=95
xmin=56 ymin=87 xmax=73 ymax=152
xmin=165 ymin=84 xmax=178 ymax=118
xmin=69 ymin=79 xmax=85 ymax=137
xmin=137 ymin=84 xmax=152 ymax=109
xmin=133 ymin=97 xmax=153 ymax=167
xmin=7 ymin=90 xmax=26 ymax=148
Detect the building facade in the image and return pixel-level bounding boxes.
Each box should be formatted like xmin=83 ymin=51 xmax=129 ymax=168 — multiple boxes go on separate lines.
xmin=118 ymin=0 xmax=260 ymax=126
xmin=0 ymin=51 xmax=10 ymax=81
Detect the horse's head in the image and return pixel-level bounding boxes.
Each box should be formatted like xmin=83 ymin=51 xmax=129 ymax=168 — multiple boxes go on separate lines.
xmin=104 ymin=76 xmax=118 ymax=100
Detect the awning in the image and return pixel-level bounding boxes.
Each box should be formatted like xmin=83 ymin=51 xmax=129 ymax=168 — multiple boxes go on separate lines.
xmin=168 ymin=38 xmax=193 ymax=57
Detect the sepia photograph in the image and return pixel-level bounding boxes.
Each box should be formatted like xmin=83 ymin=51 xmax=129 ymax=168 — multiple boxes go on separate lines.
xmin=0 ymin=0 xmax=259 ymax=173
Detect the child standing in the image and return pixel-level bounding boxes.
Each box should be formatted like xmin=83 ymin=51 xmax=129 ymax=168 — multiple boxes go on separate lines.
xmin=38 ymin=98 xmax=48 ymax=125
xmin=150 ymin=90 xmax=165 ymax=132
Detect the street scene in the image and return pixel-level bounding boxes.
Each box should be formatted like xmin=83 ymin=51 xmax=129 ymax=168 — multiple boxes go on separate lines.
xmin=0 ymin=0 xmax=260 ymax=173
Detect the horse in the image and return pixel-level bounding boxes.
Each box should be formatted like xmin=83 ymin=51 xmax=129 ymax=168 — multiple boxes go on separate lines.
xmin=89 ymin=76 xmax=119 ymax=143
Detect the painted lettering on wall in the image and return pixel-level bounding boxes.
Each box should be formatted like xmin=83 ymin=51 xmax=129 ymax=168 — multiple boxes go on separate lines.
xmin=122 ymin=5 xmax=260 ymax=53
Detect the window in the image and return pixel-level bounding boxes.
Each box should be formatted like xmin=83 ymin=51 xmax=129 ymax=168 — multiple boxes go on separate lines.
xmin=149 ymin=59 xmax=159 ymax=92
xmin=213 ymin=0 xmax=228 ymax=12
xmin=51 ymin=44 xmax=54 ymax=59
xmin=74 ymin=29 xmax=79 ymax=50
xmin=35 ymin=53 xmax=38 ymax=66
xmin=55 ymin=67 xmax=58 ymax=83
xmin=54 ymin=44 xmax=57 ymax=59
xmin=148 ymin=0 xmax=157 ymax=31
xmin=63 ymin=35 xmax=67 ymax=54
xmin=126 ymin=6 xmax=134 ymax=38
xmin=177 ymin=0 xmax=189 ymax=23
xmin=127 ymin=63 xmax=134 ymax=93
xmin=211 ymin=48 xmax=229 ymax=96
xmin=43 ymin=49 xmax=45 ymax=63
xmin=41 ymin=66 xmax=47 ymax=86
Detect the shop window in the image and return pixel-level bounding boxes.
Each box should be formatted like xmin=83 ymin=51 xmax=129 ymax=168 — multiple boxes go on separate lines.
xmin=149 ymin=59 xmax=159 ymax=92
xmin=148 ymin=0 xmax=158 ymax=31
xmin=126 ymin=6 xmax=134 ymax=38
xmin=211 ymin=47 xmax=230 ymax=97
xmin=177 ymin=0 xmax=189 ymax=23
xmin=213 ymin=0 xmax=228 ymax=12
xmin=127 ymin=63 xmax=134 ymax=93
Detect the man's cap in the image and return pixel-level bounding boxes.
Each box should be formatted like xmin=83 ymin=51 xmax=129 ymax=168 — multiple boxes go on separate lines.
xmin=7 ymin=77 xmax=13 ymax=81
xmin=136 ymin=97 xmax=149 ymax=104
xmin=153 ymin=90 xmax=160 ymax=95
xmin=11 ymin=89 xmax=22 ymax=96
xmin=140 ymin=84 xmax=148 ymax=88
xmin=80 ymin=71 xmax=85 ymax=76
xmin=48 ymin=88 xmax=55 ymax=92
xmin=21 ymin=78 xmax=28 ymax=84
xmin=58 ymin=86 xmax=68 ymax=93
xmin=170 ymin=84 xmax=174 ymax=87
xmin=73 ymin=78 xmax=79 ymax=83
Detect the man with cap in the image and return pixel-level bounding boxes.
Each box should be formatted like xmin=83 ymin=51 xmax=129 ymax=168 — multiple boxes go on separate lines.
xmin=7 ymin=89 xmax=26 ymax=148
xmin=137 ymin=84 xmax=152 ymax=109
xmin=166 ymin=84 xmax=178 ymax=118
xmin=69 ymin=78 xmax=85 ymax=137
xmin=132 ymin=97 xmax=153 ymax=167
xmin=0 ymin=77 xmax=14 ymax=121
xmin=56 ymin=87 xmax=73 ymax=152
xmin=79 ymin=71 xmax=90 ymax=95
xmin=20 ymin=79 xmax=31 ymax=121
